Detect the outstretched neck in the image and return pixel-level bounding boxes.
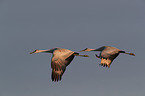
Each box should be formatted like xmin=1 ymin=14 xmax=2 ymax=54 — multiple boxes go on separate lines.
xmin=94 ymin=46 xmax=105 ymax=51
xmin=87 ymin=48 xmax=97 ymax=51
xmin=80 ymin=48 xmax=96 ymax=52
xmin=37 ymin=50 xmax=52 ymax=53
xmin=30 ymin=49 xmax=54 ymax=54
xmin=80 ymin=47 xmax=105 ymax=52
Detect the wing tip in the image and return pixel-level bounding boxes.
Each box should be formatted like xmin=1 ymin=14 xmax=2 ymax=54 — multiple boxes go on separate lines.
xmin=51 ymin=71 xmax=62 ymax=82
xmin=99 ymin=63 xmax=110 ymax=68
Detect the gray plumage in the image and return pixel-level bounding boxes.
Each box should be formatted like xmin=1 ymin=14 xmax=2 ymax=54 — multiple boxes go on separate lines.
xmin=30 ymin=48 xmax=88 ymax=82
xmin=80 ymin=46 xmax=135 ymax=68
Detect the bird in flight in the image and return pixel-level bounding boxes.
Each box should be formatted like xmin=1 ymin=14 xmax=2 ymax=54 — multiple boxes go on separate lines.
xmin=80 ymin=46 xmax=135 ymax=68
xmin=30 ymin=48 xmax=89 ymax=82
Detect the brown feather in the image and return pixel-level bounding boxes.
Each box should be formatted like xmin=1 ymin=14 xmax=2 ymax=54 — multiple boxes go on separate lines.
xmin=51 ymin=54 xmax=75 ymax=81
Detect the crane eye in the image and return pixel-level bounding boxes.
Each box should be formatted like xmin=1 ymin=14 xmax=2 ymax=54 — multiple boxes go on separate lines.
xmin=34 ymin=49 xmax=38 ymax=52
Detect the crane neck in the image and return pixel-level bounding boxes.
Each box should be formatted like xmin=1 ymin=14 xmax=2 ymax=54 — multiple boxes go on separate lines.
xmin=38 ymin=49 xmax=53 ymax=53
xmin=94 ymin=47 xmax=105 ymax=51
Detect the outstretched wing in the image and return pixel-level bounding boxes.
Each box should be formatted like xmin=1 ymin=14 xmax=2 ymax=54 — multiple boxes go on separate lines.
xmin=99 ymin=53 xmax=119 ymax=68
xmin=51 ymin=50 xmax=75 ymax=81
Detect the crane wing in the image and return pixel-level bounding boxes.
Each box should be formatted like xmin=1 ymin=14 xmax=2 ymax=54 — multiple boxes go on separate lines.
xmin=51 ymin=54 xmax=75 ymax=81
xmin=99 ymin=53 xmax=119 ymax=68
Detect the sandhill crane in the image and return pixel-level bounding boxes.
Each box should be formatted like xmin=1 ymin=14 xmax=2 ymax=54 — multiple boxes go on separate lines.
xmin=80 ymin=46 xmax=135 ymax=68
xmin=30 ymin=48 xmax=89 ymax=82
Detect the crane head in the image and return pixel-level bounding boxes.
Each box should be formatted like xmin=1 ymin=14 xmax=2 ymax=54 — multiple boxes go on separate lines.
xmin=80 ymin=48 xmax=89 ymax=52
xmin=30 ymin=49 xmax=39 ymax=54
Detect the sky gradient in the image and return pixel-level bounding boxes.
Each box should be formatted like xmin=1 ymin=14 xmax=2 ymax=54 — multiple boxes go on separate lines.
xmin=0 ymin=0 xmax=145 ymax=96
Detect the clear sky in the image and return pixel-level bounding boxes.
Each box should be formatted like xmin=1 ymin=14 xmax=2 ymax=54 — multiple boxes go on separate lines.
xmin=0 ymin=0 xmax=145 ymax=96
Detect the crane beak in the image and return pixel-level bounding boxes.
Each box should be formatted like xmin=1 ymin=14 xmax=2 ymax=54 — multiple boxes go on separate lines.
xmin=80 ymin=48 xmax=88 ymax=52
xmin=30 ymin=50 xmax=38 ymax=54
xmin=30 ymin=51 xmax=35 ymax=54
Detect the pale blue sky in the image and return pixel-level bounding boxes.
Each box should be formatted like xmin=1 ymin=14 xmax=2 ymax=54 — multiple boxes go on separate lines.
xmin=0 ymin=0 xmax=145 ymax=96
